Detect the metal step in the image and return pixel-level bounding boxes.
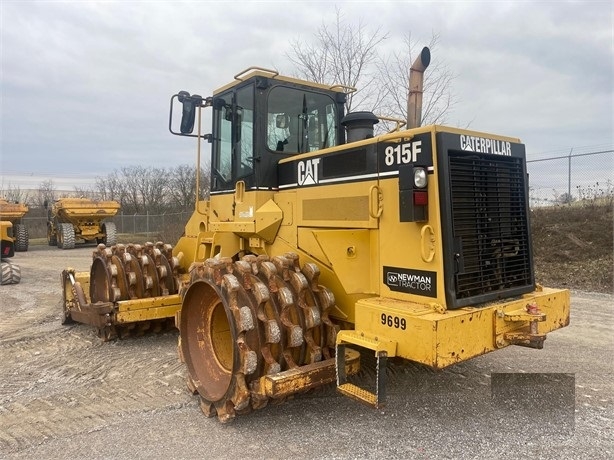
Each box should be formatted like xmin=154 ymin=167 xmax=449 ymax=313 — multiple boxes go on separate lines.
xmin=335 ymin=330 xmax=397 ymax=408
xmin=338 ymin=383 xmax=377 ymax=406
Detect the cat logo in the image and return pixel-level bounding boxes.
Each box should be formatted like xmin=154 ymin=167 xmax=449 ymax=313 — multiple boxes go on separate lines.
xmin=297 ymin=158 xmax=320 ymax=186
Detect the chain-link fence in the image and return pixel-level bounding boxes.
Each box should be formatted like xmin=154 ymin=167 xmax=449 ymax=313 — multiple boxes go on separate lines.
xmin=22 ymin=211 xmax=192 ymax=241
xmin=527 ymin=147 xmax=613 ymax=207
xmin=106 ymin=211 xmax=192 ymax=235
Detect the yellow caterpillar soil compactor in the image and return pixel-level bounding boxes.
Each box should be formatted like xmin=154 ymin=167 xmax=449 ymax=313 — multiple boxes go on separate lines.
xmin=0 ymin=198 xmax=29 ymax=252
xmin=47 ymin=197 xmax=120 ymax=249
xmin=62 ymin=48 xmax=570 ymax=422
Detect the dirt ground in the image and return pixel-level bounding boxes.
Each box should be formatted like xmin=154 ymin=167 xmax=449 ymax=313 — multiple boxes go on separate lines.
xmin=1 ymin=244 xmax=612 ymax=459
xmin=531 ymin=202 xmax=613 ymax=294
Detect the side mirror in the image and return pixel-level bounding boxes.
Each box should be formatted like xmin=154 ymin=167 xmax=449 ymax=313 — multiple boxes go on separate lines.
xmin=178 ymin=91 xmax=203 ymax=134
xmin=213 ymin=97 xmax=226 ymax=110
xmin=169 ymin=92 xmax=211 ymax=138
xmin=224 ymin=106 xmax=233 ymax=122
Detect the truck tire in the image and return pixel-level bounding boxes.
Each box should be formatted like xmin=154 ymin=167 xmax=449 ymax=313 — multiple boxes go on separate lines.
xmin=1 ymin=259 xmax=21 ymax=285
xmin=58 ymin=223 xmax=75 ymax=250
xmin=103 ymin=222 xmax=117 ymax=247
xmin=14 ymin=224 xmax=29 ymax=252
xmin=47 ymin=224 xmax=58 ymax=246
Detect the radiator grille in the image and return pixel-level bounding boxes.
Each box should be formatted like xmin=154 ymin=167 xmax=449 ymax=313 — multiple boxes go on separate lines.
xmin=448 ymin=152 xmax=532 ymax=300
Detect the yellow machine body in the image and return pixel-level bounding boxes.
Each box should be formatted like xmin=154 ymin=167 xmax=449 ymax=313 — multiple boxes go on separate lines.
xmin=167 ymin=66 xmax=570 ymax=417
xmin=62 ymin=59 xmax=570 ymax=420
xmin=172 ymin=125 xmax=570 ymax=368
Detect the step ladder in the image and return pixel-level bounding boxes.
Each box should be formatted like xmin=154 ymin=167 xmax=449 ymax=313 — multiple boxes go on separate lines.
xmin=335 ymin=330 xmax=397 ymax=408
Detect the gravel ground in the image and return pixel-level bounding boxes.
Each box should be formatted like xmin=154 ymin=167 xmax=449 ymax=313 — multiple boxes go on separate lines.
xmin=1 ymin=244 xmax=612 ymax=459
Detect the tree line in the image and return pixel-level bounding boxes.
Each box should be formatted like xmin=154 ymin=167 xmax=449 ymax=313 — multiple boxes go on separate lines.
xmin=1 ymin=164 xmax=211 ymax=215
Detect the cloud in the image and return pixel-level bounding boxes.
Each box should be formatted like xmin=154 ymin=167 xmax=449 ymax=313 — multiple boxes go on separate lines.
xmin=434 ymin=2 xmax=613 ymax=153
xmin=1 ymin=0 xmax=612 ymax=193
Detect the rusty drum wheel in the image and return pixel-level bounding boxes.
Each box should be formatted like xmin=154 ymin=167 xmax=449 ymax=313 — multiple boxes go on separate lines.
xmin=179 ymin=253 xmax=338 ymax=423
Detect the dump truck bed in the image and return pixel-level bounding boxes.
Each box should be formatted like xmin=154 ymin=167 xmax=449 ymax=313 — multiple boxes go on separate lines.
xmin=54 ymin=198 xmax=120 ymax=222
xmin=0 ymin=199 xmax=28 ymax=221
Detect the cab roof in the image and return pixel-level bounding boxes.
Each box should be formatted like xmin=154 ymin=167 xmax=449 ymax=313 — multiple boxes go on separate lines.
xmin=212 ymin=66 xmax=355 ymax=96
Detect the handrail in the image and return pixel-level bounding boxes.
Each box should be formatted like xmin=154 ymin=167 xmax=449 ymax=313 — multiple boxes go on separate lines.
xmin=234 ymin=67 xmax=279 ymax=81
xmin=329 ymin=84 xmax=357 ymax=94
xmin=376 ymin=115 xmax=407 ymax=133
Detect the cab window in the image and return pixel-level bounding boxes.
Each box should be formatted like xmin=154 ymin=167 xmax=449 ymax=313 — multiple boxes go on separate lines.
xmin=267 ymin=86 xmax=338 ymax=154
xmin=236 ymin=85 xmax=254 ymax=178
xmin=212 ymin=84 xmax=255 ymax=189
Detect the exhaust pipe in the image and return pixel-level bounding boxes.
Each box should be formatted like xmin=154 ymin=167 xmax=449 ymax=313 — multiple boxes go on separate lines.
xmin=407 ymin=47 xmax=431 ymax=129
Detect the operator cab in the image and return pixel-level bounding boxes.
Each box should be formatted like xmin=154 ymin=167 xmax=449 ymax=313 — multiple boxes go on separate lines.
xmin=170 ymin=68 xmax=349 ymax=194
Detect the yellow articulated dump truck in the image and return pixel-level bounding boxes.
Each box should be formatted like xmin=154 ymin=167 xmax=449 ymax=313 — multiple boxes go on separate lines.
xmin=62 ymin=48 xmax=570 ymax=423
xmin=0 ymin=198 xmax=29 ymax=252
xmin=47 ymin=197 xmax=120 ymax=249
xmin=1 ymin=220 xmax=21 ymax=285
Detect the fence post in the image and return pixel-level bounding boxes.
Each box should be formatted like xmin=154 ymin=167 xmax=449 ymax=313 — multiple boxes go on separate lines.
xmin=567 ymin=147 xmax=573 ymax=206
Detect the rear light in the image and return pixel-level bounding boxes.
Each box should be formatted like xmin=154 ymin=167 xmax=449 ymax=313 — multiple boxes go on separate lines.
xmin=399 ymin=164 xmax=429 ymax=222
xmin=414 ymin=191 xmax=428 ymax=206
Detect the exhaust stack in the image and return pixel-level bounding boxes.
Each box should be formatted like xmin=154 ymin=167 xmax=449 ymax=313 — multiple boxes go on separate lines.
xmin=407 ymin=47 xmax=431 ymax=129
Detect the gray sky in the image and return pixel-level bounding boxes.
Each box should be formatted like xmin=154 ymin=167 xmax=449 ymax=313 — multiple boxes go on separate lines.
xmin=1 ymin=0 xmax=612 ymax=192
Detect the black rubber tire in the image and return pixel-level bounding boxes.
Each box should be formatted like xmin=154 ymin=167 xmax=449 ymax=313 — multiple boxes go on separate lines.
xmin=14 ymin=224 xmax=29 ymax=252
xmin=47 ymin=224 xmax=58 ymax=246
xmin=1 ymin=260 xmax=10 ymax=285
xmin=58 ymin=223 xmax=75 ymax=250
xmin=1 ymin=259 xmax=21 ymax=285
xmin=103 ymin=222 xmax=117 ymax=247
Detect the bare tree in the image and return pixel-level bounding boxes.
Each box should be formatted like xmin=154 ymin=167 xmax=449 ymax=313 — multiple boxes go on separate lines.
xmin=1 ymin=184 xmax=31 ymax=206
xmin=95 ymin=171 xmax=124 ymax=203
xmin=286 ymin=7 xmax=388 ymax=113
xmin=92 ymin=163 xmax=210 ymax=215
xmin=378 ymin=32 xmax=458 ymax=127
xmin=73 ymin=186 xmax=97 ymax=200
xmin=286 ymin=11 xmax=457 ymax=127
xmin=198 ymin=163 xmax=212 ymax=202
xmin=35 ymin=179 xmax=57 ymax=208
xmin=136 ymin=166 xmax=168 ymax=214
xmin=115 ymin=166 xmax=169 ymax=214
xmin=119 ymin=166 xmax=142 ymax=214
xmin=167 ymin=164 xmax=192 ymax=210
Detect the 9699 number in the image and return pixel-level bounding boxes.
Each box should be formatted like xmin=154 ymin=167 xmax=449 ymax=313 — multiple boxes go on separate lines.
xmin=381 ymin=313 xmax=406 ymax=330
